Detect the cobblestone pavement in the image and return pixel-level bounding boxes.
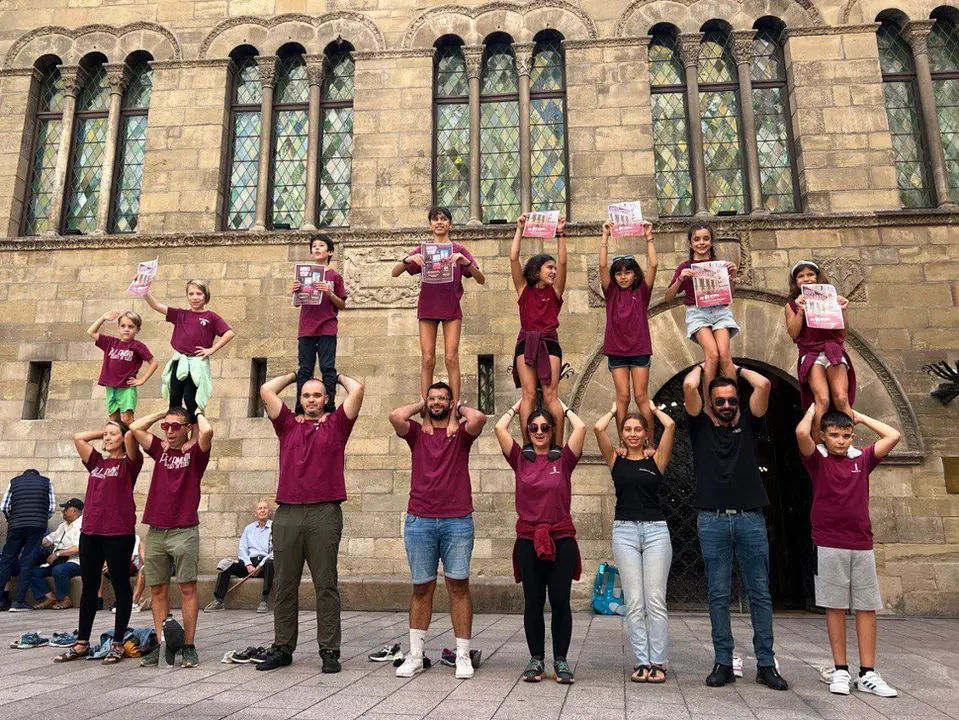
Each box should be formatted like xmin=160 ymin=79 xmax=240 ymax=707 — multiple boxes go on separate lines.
xmin=0 ymin=609 xmax=957 ymax=719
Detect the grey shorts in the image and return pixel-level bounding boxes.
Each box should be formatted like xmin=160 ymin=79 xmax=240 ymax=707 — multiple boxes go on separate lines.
xmin=684 ymin=305 xmax=740 ymax=343
xmin=814 ymin=545 xmax=883 ymax=611
xmin=802 ymin=352 xmax=849 ymax=369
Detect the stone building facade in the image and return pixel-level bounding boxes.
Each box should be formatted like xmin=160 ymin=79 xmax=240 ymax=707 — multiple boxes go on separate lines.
xmin=0 ymin=0 xmax=957 ymax=614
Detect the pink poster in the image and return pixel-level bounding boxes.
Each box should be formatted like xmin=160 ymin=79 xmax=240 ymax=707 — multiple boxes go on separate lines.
xmin=608 ymin=202 xmax=645 ymax=238
xmin=127 ymin=257 xmax=158 ymax=296
xmin=292 ymin=263 xmax=327 ymax=306
xmin=523 ymin=211 xmax=560 ymax=239
xmin=422 ymin=242 xmax=454 ymax=284
xmin=692 ymin=261 xmax=733 ymax=307
xmin=802 ymin=283 xmax=845 ymax=330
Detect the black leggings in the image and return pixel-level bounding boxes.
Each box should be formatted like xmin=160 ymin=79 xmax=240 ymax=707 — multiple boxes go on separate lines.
xmin=79 ymin=533 xmax=135 ymax=643
xmin=515 ymin=537 xmax=577 ymax=659
xmin=168 ymin=359 xmax=198 ymax=424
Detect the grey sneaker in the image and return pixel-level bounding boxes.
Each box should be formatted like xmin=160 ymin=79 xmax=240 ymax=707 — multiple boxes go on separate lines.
xmin=180 ymin=644 xmax=199 ymax=668
xmin=256 ymin=600 xmax=269 ymax=614
xmin=139 ymin=647 xmax=160 ymax=667
xmin=203 ymin=598 xmax=225 ymax=612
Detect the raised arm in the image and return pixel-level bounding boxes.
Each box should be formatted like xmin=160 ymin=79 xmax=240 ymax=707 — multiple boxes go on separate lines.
xmin=194 ymin=409 xmax=214 ymax=453
xmin=338 ymin=373 xmax=364 ymax=420
xmin=795 ymin=404 xmax=817 ymax=457
xmin=739 ymin=366 xmax=771 ymax=418
xmin=784 ymin=298 xmax=805 ymax=339
xmin=72 ymin=429 xmax=103 ymax=465
xmin=130 ymin=356 xmax=159 ymax=387
xmin=495 ymin=400 xmax=521 ymax=455
xmin=593 ymin=403 xmax=618 ymax=468
xmin=510 ymin=215 xmax=526 ymax=294
xmin=644 ymin=225 xmax=658 ymax=290
xmin=260 ymin=372 xmax=295 ymax=421
xmin=683 ymin=364 xmax=704 ymax=416
xmin=599 ymin=222 xmax=611 ymax=292
xmin=853 ymin=410 xmax=901 ymax=459
xmin=458 ymin=402 xmax=487 ymax=437
xmin=130 ymin=409 xmax=166 ymax=451
xmin=559 ymin=399 xmax=586 ymax=457
xmin=388 ymin=398 xmax=425 ymax=437
xmin=651 ymin=401 xmax=676 ymax=474
xmin=124 ymin=426 xmax=141 ymax=462
xmin=87 ymin=311 xmax=119 ymax=341
xmin=143 ymin=288 xmax=168 ymax=317
xmin=553 ymin=216 xmax=568 ymax=297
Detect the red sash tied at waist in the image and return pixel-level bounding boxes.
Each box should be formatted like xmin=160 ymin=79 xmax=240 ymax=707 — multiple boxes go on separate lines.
xmin=512 ymin=516 xmax=582 ymax=583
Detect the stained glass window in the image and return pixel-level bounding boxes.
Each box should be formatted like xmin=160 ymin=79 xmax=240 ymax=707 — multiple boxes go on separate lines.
xmin=23 ymin=66 xmax=64 ymax=235
xmin=930 ymin=17 xmax=959 ymax=203
xmin=319 ymin=50 xmax=353 ymax=227
xmin=434 ymin=44 xmax=470 ymax=223
xmin=480 ymin=43 xmax=520 ymax=222
xmin=64 ymin=62 xmax=110 ymax=234
xmin=270 ymin=53 xmax=308 ymax=228
xmin=650 ymin=35 xmax=693 ymax=216
xmin=530 ymin=39 xmax=567 ymax=213
xmin=751 ymin=30 xmax=797 ymax=212
xmin=111 ymin=60 xmax=152 ymax=233
xmin=226 ymin=56 xmax=261 ymax=230
xmin=878 ymin=23 xmax=933 ymax=207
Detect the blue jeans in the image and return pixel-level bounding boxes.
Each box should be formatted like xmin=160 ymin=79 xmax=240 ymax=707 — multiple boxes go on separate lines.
xmin=612 ymin=520 xmax=672 ymax=666
xmin=403 ymin=514 xmax=474 ymax=584
xmin=0 ymin=527 xmax=46 ymax=604
xmin=30 ymin=561 xmax=81 ymax=601
xmin=697 ymin=510 xmax=775 ymax=667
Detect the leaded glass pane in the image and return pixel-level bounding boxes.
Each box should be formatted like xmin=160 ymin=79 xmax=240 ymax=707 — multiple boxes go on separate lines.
xmin=649 ymin=35 xmax=684 ymax=87
xmin=652 ymin=92 xmax=693 ymax=216
xmin=65 ymin=117 xmax=107 ymax=233
xmin=23 ymin=118 xmax=62 ymax=235
xmin=929 ymin=18 xmax=959 ymax=73
xmin=882 ymin=81 xmax=932 ymax=207
xmin=481 ymin=44 xmax=518 ymax=95
xmin=700 ymin=89 xmax=746 ymax=213
xmin=226 ymin=110 xmax=260 ymax=230
xmin=480 ymin=100 xmax=520 ymax=221
xmin=934 ymin=78 xmax=959 ymax=202
xmin=877 ymin=24 xmax=914 ymax=75
xmin=38 ymin=66 xmax=64 ymax=113
xmin=530 ymin=97 xmax=566 ymax=211
xmin=111 ymin=114 xmax=148 ymax=232
xmin=751 ymin=30 xmax=785 ymax=82
xmin=319 ymin=106 xmax=352 ymax=227
xmin=435 ymin=103 xmax=470 ymax=223
xmin=753 ymin=87 xmax=796 ymax=212
xmin=123 ymin=61 xmax=152 ymax=109
xmin=233 ymin=56 xmax=261 ymax=106
xmin=275 ymin=54 xmax=308 ymax=105
xmin=269 ymin=109 xmax=308 ymax=228
xmin=698 ymin=33 xmax=736 ymax=85
xmin=323 ymin=52 xmax=354 ymax=102
xmin=79 ymin=64 xmax=109 ymax=112
xmin=531 ymin=41 xmax=564 ymax=93
xmin=436 ymin=46 xmax=468 ymax=98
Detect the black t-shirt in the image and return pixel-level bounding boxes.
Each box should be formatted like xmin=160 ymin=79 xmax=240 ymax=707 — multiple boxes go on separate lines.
xmin=688 ymin=406 xmax=769 ymax=510
xmin=612 ymin=456 xmax=665 ymax=522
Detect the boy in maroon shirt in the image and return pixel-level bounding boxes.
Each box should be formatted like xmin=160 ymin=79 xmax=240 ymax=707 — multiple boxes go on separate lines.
xmin=796 ymin=407 xmax=901 ymax=698
xmin=87 ymin=310 xmax=157 ymax=424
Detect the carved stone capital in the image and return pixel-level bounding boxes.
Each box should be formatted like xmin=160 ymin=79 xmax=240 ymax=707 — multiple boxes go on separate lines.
xmin=678 ymin=34 xmax=703 ymax=70
xmin=256 ymin=55 xmax=278 ymax=89
xmin=904 ymin=20 xmax=936 ymax=56
xmin=730 ymin=30 xmax=757 ymax=65
xmin=305 ymin=54 xmax=326 ymax=87
xmin=105 ymin=63 xmax=131 ymax=96
xmin=513 ymin=42 xmax=535 ymax=78
xmin=59 ymin=65 xmax=88 ymax=98
xmin=463 ymin=45 xmax=484 ymax=80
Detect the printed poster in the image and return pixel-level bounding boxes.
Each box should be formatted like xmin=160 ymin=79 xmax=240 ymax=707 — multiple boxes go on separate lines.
xmin=422 ymin=242 xmax=454 ymax=285
xmin=802 ymin=283 xmax=845 ymax=330
xmin=692 ymin=261 xmax=733 ymax=308
xmin=608 ymin=202 xmax=645 ymax=238
xmin=523 ymin=211 xmax=560 ymax=239
xmin=127 ymin=257 xmax=158 ymax=296
xmin=292 ymin=263 xmax=327 ymax=306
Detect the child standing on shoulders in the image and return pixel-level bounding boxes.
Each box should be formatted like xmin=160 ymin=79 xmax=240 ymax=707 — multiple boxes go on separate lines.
xmin=795 ymin=407 xmax=900 ymax=698
xmin=392 ymin=207 xmax=485 ymax=434
xmin=664 ymin=223 xmax=738 ymax=410
xmin=292 ymin=235 xmax=347 ymax=416
xmin=144 ymin=280 xmax=235 ymax=425
xmin=785 ymin=260 xmax=854 ymax=437
xmin=600 ymin=219 xmax=656 ymax=440
xmin=87 ymin=311 xmax=157 ymax=424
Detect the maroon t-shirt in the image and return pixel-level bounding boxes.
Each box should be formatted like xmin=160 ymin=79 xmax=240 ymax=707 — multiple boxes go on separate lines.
xmin=272 ymin=404 xmax=357 ymax=504
xmin=787 ymin=299 xmax=845 ymax=346
xmin=603 ymin=282 xmax=652 ymax=357
xmin=166 ymin=307 xmax=231 ymax=355
xmin=671 ymin=260 xmax=728 ymax=306
xmin=82 ymin=451 xmax=143 ymax=535
xmin=143 ymin=435 xmax=210 ymax=528
xmin=95 ymin=335 xmax=153 ymax=388
xmin=504 ymin=441 xmax=579 ymax=524
xmin=298 ymin=269 xmax=347 ymax=338
xmin=402 ymin=420 xmax=477 ymax=518
xmin=518 ymin=284 xmax=562 ymax=334
xmin=803 ymin=444 xmax=882 ymax=551
xmin=404 ymin=242 xmax=476 ymax=321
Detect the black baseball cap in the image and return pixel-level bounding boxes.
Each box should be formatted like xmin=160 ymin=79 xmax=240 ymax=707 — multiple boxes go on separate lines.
xmin=59 ymin=498 xmax=84 ymax=511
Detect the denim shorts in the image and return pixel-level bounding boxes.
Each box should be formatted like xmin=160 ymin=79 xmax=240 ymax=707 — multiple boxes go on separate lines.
xmin=607 ymin=354 xmax=651 ymax=371
xmin=404 ymin=513 xmax=474 ymax=584
xmin=684 ymin=305 xmax=741 ymax=342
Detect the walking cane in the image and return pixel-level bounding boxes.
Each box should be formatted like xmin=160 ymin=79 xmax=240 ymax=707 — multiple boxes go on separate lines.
xmin=225 ymin=555 xmax=270 ymax=595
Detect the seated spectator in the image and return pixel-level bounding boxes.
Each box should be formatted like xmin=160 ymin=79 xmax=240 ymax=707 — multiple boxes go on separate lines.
xmin=98 ymin=534 xmax=147 ymax=613
xmin=205 ymin=500 xmax=273 ymax=614
xmin=30 ymin=499 xmax=84 ymax=610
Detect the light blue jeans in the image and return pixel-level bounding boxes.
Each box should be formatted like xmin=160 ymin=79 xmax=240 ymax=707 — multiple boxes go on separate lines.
xmin=611 ymin=520 xmax=672 ymax=667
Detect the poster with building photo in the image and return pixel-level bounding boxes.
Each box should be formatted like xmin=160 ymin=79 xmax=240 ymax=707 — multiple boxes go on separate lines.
xmin=692 ymin=261 xmax=733 ymax=307
xmin=127 ymin=257 xmax=158 ymax=296
xmin=422 ymin=243 xmax=454 ymax=284
xmin=802 ymin=283 xmax=845 ymax=330
xmin=292 ymin=264 xmax=327 ymax=306
xmin=523 ymin=211 xmax=560 ymax=239
xmin=607 ymin=202 xmax=645 ymax=238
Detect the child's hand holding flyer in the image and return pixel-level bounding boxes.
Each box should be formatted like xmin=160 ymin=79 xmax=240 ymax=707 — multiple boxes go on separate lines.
xmin=607 ymin=202 xmax=645 ymax=238
xmin=802 ymin=283 xmax=845 ymax=329
xmin=128 ymin=257 xmax=158 ymax=296
xmin=523 ymin=211 xmax=560 ymax=239
xmin=692 ymin=261 xmax=733 ymax=307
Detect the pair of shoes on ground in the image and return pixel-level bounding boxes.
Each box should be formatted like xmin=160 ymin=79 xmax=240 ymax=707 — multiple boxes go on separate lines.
xmin=631 ymin=664 xmax=667 ymax=683
xmin=8 ymin=599 xmax=65 ymax=612
xmin=254 ymin=647 xmax=340 ymax=673
xmin=10 ymin=632 xmax=49 ymax=649
xmin=706 ymin=663 xmax=789 ymax=691
xmin=204 ymin=598 xmax=270 ymax=613
xmin=396 ymin=650 xmax=464 ymax=678
xmin=822 ymin=667 xmax=898 ymax=697
xmin=522 ymin=656 xmax=574 ymax=685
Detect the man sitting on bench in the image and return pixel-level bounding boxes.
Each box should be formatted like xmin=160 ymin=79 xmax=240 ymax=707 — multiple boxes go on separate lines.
xmin=205 ymin=500 xmax=273 ymax=614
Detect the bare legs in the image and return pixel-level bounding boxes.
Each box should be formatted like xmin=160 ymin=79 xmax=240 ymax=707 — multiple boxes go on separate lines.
xmin=518 ymin=354 xmax=563 ymax=444
xmin=611 ymin=366 xmax=651 ymax=442
xmin=826 ymin=608 xmax=877 ymax=668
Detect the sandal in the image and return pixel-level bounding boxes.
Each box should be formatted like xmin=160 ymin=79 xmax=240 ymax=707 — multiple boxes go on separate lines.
xmin=102 ymin=641 xmax=124 ymax=665
xmin=648 ymin=664 xmax=667 ymax=683
xmin=54 ymin=641 xmax=89 ymax=663
xmin=631 ymin=665 xmax=649 ymax=683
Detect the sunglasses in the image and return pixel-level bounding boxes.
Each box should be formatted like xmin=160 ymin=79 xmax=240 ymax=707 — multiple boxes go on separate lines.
xmin=527 ymin=423 xmax=553 ymax=434
xmin=713 ymin=397 xmax=739 ymax=407
xmin=612 ymin=255 xmax=635 ymax=263
xmin=160 ymin=422 xmax=186 ymax=432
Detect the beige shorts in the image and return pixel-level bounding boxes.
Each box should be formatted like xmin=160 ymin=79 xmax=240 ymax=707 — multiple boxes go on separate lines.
xmin=804 ymin=352 xmax=849 ymax=369
xmin=814 ymin=545 xmax=882 ymax=611
xmin=144 ymin=525 xmax=200 ymax=586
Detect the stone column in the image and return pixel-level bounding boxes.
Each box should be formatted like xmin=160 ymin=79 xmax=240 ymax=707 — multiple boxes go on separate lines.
xmin=905 ymin=20 xmax=956 ymax=208
xmin=731 ymin=30 xmax=766 ymax=214
xmin=252 ymin=55 xmax=277 ymax=232
xmin=303 ymin=54 xmax=325 ymax=230
xmin=92 ymin=63 xmax=130 ymax=235
xmin=46 ymin=65 xmax=86 ymax=236
xmin=463 ymin=45 xmax=483 ymax=225
xmin=679 ymin=34 xmax=708 ymax=215
xmin=515 ymin=42 xmax=534 ymax=214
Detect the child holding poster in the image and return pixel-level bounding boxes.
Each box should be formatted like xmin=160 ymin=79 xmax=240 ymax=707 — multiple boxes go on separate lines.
xmin=87 ymin=311 xmax=158 ymax=424
xmin=785 ymin=260 xmax=854 ymax=437
xmin=599 ymin=218 xmax=657 ymax=441
xmin=510 ymin=212 xmax=568 ymax=454
xmin=392 ymin=207 xmax=486 ymax=434
xmin=291 ymin=235 xmax=347 ymax=415
xmin=664 ymin=223 xmax=739 ymax=410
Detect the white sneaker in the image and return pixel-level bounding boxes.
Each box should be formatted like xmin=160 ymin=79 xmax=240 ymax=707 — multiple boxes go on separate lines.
xmin=131 ymin=603 xmax=142 ymax=613
xmin=396 ymin=651 xmax=426 ymax=678
xmin=856 ymin=670 xmax=898 ymax=697
xmin=829 ymin=669 xmax=851 ymax=695
xmin=455 ymin=652 xmax=474 ymax=679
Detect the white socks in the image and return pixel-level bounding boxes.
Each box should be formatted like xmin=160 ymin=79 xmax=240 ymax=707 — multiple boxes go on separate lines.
xmin=456 ymin=637 xmax=470 ymax=658
xmin=409 ymin=628 xmax=426 ymax=656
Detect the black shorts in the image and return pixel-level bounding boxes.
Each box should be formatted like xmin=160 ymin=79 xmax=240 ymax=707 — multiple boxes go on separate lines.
xmin=514 ymin=339 xmax=562 ymax=361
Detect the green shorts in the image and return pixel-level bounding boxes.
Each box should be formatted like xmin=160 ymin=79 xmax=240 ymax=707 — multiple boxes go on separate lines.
xmin=105 ymin=385 xmax=138 ymax=414
xmin=144 ymin=526 xmax=200 ymax=585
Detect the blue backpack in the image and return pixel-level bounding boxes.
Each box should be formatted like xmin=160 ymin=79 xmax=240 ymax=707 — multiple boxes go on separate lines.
xmin=591 ymin=561 xmax=626 ymax=616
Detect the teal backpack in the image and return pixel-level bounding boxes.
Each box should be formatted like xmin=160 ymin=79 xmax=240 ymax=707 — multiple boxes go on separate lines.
xmin=591 ymin=561 xmax=626 ymax=616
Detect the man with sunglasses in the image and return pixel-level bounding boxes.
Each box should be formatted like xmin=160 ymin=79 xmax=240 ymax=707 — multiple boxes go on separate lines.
xmin=683 ymin=364 xmax=788 ymax=692
xmin=131 ymin=406 xmax=214 ymax=668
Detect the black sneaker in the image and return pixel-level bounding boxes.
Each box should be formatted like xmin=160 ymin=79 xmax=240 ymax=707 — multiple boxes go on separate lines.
xmin=139 ymin=647 xmax=160 ymax=667
xmin=368 ymin=643 xmax=402 ymax=663
xmin=757 ymin=665 xmax=789 ymax=691
xmin=553 ymin=657 xmax=574 ymax=685
xmin=320 ymin=649 xmax=341 ymax=673
xmin=233 ymin=646 xmax=268 ymax=664
xmin=255 ymin=646 xmax=292 ymax=671
xmin=180 ymin=644 xmax=199 ymax=668
xmin=522 ymin=656 xmax=546 ymax=682
xmin=706 ymin=663 xmax=736 ymax=687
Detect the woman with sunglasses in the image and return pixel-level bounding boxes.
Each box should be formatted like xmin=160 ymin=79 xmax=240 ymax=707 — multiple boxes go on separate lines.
xmin=494 ymin=398 xmax=586 ymax=685
xmin=599 ymin=219 xmax=656 ymax=442
xmin=55 ymin=420 xmax=143 ymax=665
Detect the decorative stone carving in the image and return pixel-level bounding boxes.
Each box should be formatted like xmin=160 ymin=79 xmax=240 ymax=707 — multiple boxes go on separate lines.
xmin=730 ymin=30 xmax=756 ymax=65
xmin=514 ymin=42 xmax=535 ymax=77
xmin=904 ymin=20 xmax=936 ymax=56
xmin=305 ymin=55 xmax=325 ymax=87
xmin=615 ymin=0 xmax=826 ymax=37
xmin=463 ymin=45 xmax=484 ymax=79
xmin=256 ymin=56 xmax=278 ymax=89
xmin=3 ymin=22 xmax=182 ymax=68
xmin=678 ymin=34 xmax=703 ymax=69
xmin=60 ymin=65 xmax=88 ymax=98
xmin=105 ymin=63 xmax=130 ymax=96
xmin=342 ymin=246 xmax=420 ymax=309
xmin=786 ymin=24 xmax=880 ymax=38
xmin=814 ymin=255 xmax=866 ymax=302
